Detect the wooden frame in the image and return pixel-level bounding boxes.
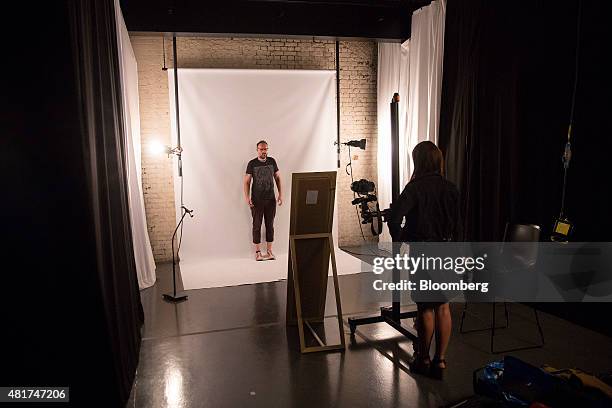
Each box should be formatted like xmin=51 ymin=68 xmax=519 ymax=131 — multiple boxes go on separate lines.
xmin=286 ymin=172 xmax=345 ymax=353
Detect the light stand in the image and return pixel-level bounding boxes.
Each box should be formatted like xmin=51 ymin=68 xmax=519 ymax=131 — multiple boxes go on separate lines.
xmin=162 ymin=34 xmax=193 ymax=303
xmin=163 ymin=205 xmax=193 ymax=302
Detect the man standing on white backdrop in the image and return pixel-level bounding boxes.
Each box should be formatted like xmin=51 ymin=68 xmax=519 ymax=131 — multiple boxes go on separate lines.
xmin=244 ymin=140 xmax=283 ymax=261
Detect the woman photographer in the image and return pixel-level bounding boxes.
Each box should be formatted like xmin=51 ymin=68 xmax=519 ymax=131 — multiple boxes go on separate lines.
xmin=388 ymin=141 xmax=462 ymax=380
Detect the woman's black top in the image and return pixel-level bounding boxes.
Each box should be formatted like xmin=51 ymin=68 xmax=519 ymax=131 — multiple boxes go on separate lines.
xmin=388 ymin=172 xmax=462 ymax=242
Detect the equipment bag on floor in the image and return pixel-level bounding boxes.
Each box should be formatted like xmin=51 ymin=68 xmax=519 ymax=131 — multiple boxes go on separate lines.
xmin=473 ymin=356 xmax=610 ymax=407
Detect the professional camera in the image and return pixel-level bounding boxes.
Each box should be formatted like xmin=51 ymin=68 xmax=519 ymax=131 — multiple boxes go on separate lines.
xmin=350 ymin=179 xmax=376 ymax=195
xmin=349 ymin=179 xmax=390 ymax=236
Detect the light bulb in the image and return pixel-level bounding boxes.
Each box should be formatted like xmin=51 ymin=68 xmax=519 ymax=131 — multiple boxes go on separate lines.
xmin=149 ymin=140 xmax=166 ymax=156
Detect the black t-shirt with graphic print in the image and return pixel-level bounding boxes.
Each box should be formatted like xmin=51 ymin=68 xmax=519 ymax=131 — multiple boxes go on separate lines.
xmin=246 ymin=157 xmax=279 ymax=203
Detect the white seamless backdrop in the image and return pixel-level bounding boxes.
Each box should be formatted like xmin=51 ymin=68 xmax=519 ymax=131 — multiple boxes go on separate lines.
xmin=168 ymin=69 xmax=365 ymax=289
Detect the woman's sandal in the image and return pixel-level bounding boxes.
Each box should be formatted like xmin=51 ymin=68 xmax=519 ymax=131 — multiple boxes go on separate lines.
xmin=409 ymin=354 xmax=431 ymax=377
xmin=430 ymin=356 xmax=447 ymax=380
xmin=255 ymin=250 xmax=264 ymax=261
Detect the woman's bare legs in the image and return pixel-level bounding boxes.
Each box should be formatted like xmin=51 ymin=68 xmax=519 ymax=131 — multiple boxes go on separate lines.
xmin=433 ymin=303 xmax=451 ymax=368
xmin=416 ymin=306 xmax=435 ymax=361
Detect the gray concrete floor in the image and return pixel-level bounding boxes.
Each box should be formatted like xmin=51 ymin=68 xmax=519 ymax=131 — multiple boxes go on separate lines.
xmin=126 ymin=258 xmax=612 ymax=407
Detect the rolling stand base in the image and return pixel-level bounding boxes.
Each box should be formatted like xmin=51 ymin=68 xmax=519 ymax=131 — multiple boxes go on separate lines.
xmin=163 ymin=292 xmax=188 ymax=303
xmin=348 ymin=305 xmax=418 ymax=340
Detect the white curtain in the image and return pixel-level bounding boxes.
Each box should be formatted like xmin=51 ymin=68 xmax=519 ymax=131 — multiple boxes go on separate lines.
xmin=115 ymin=1 xmax=157 ymax=289
xmin=376 ymin=42 xmax=410 ymax=243
xmin=405 ymin=0 xmax=447 ymax=173
xmin=377 ymin=0 xmax=446 ymax=242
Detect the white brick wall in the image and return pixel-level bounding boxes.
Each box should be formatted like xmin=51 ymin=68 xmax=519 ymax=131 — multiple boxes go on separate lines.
xmin=131 ymin=36 xmax=378 ymax=262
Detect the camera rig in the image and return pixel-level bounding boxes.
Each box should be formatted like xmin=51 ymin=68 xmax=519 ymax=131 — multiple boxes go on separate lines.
xmin=346 ymin=93 xmax=419 ymax=343
xmin=350 ymin=178 xmax=390 ymax=236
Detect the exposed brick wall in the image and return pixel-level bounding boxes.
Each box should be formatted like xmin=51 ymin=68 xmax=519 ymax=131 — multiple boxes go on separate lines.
xmin=131 ymin=36 xmax=378 ymax=262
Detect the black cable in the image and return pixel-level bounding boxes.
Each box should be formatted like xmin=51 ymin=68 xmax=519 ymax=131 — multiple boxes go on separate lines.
xmin=558 ymin=0 xmax=582 ymax=219
xmin=345 ymin=145 xmax=353 ymax=177
xmin=177 ymin=162 xmax=185 ymax=252
xmin=354 ymin=206 xmax=367 ymax=241
xmin=162 ymin=36 xmax=167 ymax=70
xmin=568 ymin=0 xmax=582 ymax=139
xmin=181 ymin=162 xmax=184 ymax=207
xmin=336 ymin=40 xmax=341 ymax=169
xmin=348 ymin=145 xmax=354 ymax=183
xmin=346 ymin=145 xmax=367 ymax=241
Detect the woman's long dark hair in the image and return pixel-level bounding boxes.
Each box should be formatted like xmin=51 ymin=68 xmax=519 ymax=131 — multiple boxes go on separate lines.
xmin=410 ymin=141 xmax=444 ymax=181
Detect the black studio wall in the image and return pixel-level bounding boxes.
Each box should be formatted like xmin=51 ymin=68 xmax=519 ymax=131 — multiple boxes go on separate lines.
xmin=439 ymin=0 xmax=612 ymax=336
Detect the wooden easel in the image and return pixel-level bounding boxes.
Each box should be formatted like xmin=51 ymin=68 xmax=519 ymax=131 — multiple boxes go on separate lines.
xmin=286 ymin=172 xmax=345 ymax=353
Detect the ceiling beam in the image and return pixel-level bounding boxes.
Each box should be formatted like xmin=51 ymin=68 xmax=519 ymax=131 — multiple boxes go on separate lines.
xmin=120 ymin=0 xmax=431 ymax=41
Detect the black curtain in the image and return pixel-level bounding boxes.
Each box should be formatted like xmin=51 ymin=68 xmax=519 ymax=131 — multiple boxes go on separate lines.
xmin=69 ymin=0 xmax=144 ymax=403
xmin=439 ymin=0 xmax=612 ymax=242
xmin=439 ymin=0 xmax=530 ymax=241
xmin=438 ymin=0 xmax=612 ymax=336
xmin=2 ymin=1 xmax=143 ymax=405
